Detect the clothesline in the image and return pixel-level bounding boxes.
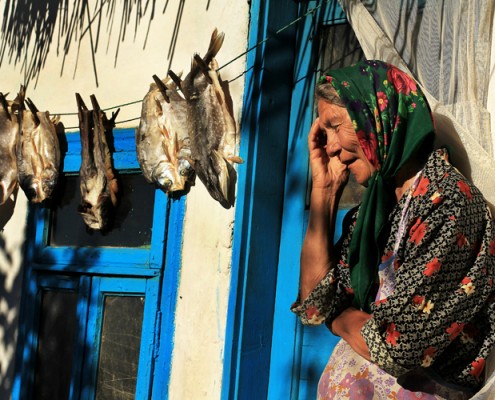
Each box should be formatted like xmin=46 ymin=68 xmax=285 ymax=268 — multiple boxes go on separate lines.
xmin=58 ymin=1 xmax=332 ymax=129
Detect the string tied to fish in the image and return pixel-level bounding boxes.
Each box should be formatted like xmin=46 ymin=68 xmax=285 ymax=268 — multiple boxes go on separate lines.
xmin=1 ymin=0 xmax=335 ymax=214
xmin=55 ymin=0 xmax=331 ymax=128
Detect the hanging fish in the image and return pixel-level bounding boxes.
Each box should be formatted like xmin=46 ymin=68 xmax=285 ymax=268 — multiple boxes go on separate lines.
xmin=136 ymin=75 xmax=194 ymax=193
xmin=16 ymin=98 xmax=61 ymax=203
xmin=152 ymin=74 xmax=195 ymax=186
xmin=76 ymin=94 xmax=119 ymax=230
xmin=168 ymin=28 xmax=243 ymax=209
xmin=0 ymin=88 xmax=23 ymax=204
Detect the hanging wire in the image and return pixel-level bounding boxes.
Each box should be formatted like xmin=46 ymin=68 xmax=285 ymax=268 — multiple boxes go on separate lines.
xmin=58 ymin=0 xmax=330 ymax=127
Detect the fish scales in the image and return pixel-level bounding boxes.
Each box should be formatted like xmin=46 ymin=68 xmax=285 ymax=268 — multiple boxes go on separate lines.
xmin=136 ymin=83 xmax=182 ymax=192
xmin=176 ymin=28 xmax=242 ymax=208
xmin=17 ymin=105 xmax=61 ymax=203
xmin=37 ymin=111 xmax=61 ymax=200
xmin=77 ymin=94 xmax=118 ymax=231
xmin=0 ymin=90 xmax=22 ymax=204
xmin=136 ymin=77 xmax=194 ymax=193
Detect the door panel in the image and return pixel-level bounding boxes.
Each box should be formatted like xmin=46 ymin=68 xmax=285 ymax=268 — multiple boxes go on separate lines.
xmin=268 ymin=5 xmax=364 ymax=399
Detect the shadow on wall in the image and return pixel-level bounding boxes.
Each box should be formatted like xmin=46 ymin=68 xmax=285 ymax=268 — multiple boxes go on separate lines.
xmin=0 ymin=191 xmax=26 ymax=398
xmin=0 ymin=0 xmax=189 ymax=87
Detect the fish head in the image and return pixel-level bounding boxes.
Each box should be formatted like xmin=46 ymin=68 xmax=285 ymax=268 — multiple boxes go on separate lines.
xmin=178 ymin=159 xmax=195 ymax=182
xmin=41 ymin=170 xmax=59 ymax=199
xmin=154 ymin=162 xmax=184 ymax=192
xmin=19 ymin=176 xmax=45 ymax=203
xmin=79 ymin=194 xmax=113 ymax=231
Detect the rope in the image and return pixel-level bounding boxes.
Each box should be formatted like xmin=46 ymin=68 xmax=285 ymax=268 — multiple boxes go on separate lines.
xmin=57 ymin=1 xmax=330 ymax=123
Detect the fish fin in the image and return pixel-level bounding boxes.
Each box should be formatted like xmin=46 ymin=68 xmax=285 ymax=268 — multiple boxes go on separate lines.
xmin=51 ymin=115 xmax=61 ymax=125
xmin=168 ymin=70 xmax=183 ymax=91
xmin=212 ymin=150 xmax=231 ymax=204
xmin=193 ymin=54 xmax=213 ymax=84
xmin=152 ymin=74 xmax=170 ymax=103
xmin=90 ymin=94 xmax=101 ymax=112
xmin=25 ymin=97 xmax=39 ymax=113
xmin=25 ymin=98 xmax=40 ymax=125
xmin=203 ymin=28 xmax=224 ymax=65
xmin=0 ymin=93 xmax=11 ymax=121
xmin=228 ymin=156 xmax=244 ymax=164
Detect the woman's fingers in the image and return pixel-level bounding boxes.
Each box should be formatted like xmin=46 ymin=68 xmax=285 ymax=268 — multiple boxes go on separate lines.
xmin=308 ymin=118 xmax=323 ymax=149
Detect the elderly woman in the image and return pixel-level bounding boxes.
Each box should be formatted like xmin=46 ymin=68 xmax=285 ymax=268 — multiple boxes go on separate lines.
xmin=292 ymin=60 xmax=495 ymax=399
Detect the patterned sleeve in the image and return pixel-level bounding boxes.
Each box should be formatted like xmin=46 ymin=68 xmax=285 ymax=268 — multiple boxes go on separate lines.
xmin=362 ymin=169 xmax=495 ymax=386
xmin=291 ymin=208 xmax=357 ymax=325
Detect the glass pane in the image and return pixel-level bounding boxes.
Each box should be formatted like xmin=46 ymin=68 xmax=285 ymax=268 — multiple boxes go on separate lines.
xmin=34 ymin=290 xmax=78 ymax=400
xmin=317 ymin=23 xmax=366 ymax=209
xmin=49 ymin=173 xmax=155 ymax=247
xmin=96 ymin=296 xmax=144 ymax=400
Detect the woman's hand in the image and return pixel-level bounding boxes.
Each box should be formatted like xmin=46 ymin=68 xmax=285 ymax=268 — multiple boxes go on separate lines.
xmin=308 ymin=118 xmax=349 ymax=193
xmin=328 ymin=307 xmax=371 ymax=361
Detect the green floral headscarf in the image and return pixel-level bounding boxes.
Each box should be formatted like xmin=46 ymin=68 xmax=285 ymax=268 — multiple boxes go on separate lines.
xmin=318 ymin=60 xmax=435 ymax=312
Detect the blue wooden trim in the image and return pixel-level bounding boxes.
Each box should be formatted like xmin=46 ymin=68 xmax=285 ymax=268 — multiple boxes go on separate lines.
xmin=136 ymin=276 xmax=160 ymax=398
xmin=149 ymin=189 xmax=169 ymax=267
xmin=223 ymin=2 xmax=350 ymax=399
xmin=31 ymin=127 xmax=168 ymax=272
xmin=62 ymin=128 xmax=139 ymax=172
xmin=222 ymin=1 xmax=299 ymax=399
xmin=267 ymin=3 xmax=349 ymax=398
xmin=267 ymin=2 xmax=325 ymax=398
xmin=151 ymin=197 xmax=186 ymax=399
xmin=30 ymin=263 xmax=161 ymax=276
xmin=71 ymin=276 xmax=92 ymax=400
xmin=81 ymin=277 xmax=102 ymax=400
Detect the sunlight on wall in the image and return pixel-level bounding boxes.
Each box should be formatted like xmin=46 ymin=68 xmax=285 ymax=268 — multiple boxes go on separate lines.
xmin=0 ymin=1 xmax=249 ymax=398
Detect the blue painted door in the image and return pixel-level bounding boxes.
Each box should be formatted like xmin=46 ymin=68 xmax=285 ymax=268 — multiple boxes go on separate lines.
xmin=266 ymin=4 xmax=364 ymax=400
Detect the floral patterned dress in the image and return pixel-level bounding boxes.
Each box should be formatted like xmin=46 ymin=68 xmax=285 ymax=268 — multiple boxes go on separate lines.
xmin=292 ymin=149 xmax=495 ymax=399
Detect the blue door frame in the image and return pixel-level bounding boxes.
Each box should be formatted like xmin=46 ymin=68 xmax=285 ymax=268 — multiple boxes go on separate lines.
xmin=223 ymin=1 xmax=346 ymax=399
xmin=12 ymin=128 xmax=186 ymax=399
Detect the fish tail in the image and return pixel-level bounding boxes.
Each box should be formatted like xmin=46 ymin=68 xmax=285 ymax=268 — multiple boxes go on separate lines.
xmin=203 ymin=28 xmax=224 ymax=65
xmin=212 ymin=150 xmax=230 ymax=204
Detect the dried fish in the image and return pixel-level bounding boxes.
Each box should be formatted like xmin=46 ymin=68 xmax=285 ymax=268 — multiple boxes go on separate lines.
xmin=136 ymin=75 xmax=194 ymax=193
xmin=0 ymin=88 xmax=23 ymax=204
xmin=153 ymin=75 xmax=195 ymax=186
xmin=169 ymin=28 xmax=242 ymax=209
xmin=17 ymin=98 xmax=61 ymax=203
xmin=76 ymin=94 xmax=119 ymax=230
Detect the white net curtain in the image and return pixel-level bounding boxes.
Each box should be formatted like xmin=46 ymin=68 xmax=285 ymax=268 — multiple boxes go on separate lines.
xmin=338 ymin=0 xmax=495 ymax=209
xmin=337 ymin=0 xmax=495 ymax=397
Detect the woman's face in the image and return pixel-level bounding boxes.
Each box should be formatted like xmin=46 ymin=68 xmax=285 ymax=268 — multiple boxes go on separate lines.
xmin=317 ymin=99 xmax=376 ymax=185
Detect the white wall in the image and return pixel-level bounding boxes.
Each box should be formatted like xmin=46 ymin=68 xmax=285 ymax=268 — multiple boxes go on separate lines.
xmin=0 ymin=1 xmax=249 ymax=399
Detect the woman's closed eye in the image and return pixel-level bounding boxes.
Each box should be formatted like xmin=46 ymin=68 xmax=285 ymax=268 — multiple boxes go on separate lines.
xmin=326 ymin=122 xmax=343 ymax=131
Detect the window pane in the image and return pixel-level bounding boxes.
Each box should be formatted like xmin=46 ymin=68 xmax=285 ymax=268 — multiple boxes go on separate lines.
xmin=34 ymin=290 xmax=78 ymax=400
xmin=49 ymin=174 xmax=155 ymax=247
xmin=96 ymin=296 xmax=144 ymax=400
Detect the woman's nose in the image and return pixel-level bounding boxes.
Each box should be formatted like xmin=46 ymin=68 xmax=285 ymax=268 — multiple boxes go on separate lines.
xmin=326 ymin=135 xmax=342 ymax=157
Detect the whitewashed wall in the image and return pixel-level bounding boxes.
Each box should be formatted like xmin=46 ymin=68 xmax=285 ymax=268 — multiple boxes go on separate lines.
xmin=0 ymin=1 xmax=249 ymax=399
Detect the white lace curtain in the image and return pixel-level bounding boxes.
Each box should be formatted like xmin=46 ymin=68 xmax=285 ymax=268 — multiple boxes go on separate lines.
xmin=338 ymin=0 xmax=495 ymax=209
xmin=337 ymin=1 xmax=495 ymax=397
